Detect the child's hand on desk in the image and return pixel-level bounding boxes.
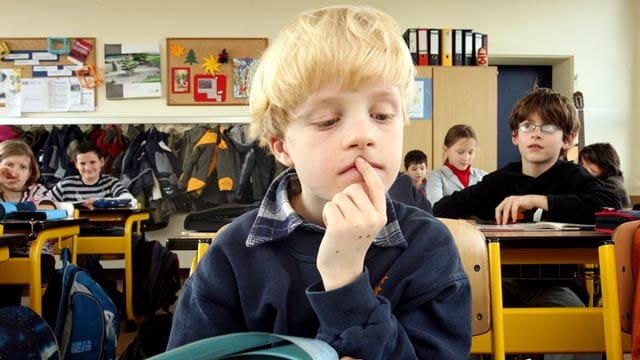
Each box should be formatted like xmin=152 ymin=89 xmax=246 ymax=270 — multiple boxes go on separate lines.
xmin=495 ymin=194 xmax=548 ymax=224
xmin=79 ymin=197 xmax=97 ymax=209
xmin=318 ymin=157 xmax=387 ymax=291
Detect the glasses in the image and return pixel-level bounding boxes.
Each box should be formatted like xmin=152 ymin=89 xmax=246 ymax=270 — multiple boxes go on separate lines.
xmin=518 ymin=122 xmax=561 ymax=134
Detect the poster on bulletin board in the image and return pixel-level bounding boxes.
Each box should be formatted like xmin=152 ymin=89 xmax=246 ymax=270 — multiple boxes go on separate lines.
xmin=166 ymin=37 xmax=268 ymax=106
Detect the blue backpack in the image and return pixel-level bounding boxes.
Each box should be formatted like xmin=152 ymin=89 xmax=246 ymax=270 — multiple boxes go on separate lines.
xmin=43 ymin=248 xmax=119 ymax=360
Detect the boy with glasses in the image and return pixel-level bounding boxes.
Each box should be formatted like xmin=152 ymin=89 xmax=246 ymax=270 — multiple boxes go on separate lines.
xmin=434 ymin=88 xmax=620 ymax=359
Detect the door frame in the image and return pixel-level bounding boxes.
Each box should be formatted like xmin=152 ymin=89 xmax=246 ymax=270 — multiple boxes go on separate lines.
xmin=489 ymin=55 xmax=574 ymax=97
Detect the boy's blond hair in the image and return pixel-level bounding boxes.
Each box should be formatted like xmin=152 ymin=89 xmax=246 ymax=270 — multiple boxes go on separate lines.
xmin=249 ymin=5 xmax=416 ymax=147
xmin=508 ymin=88 xmax=579 ymax=143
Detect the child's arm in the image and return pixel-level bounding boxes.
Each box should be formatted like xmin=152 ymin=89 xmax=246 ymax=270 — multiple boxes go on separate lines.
xmin=425 ymin=170 xmax=444 ymax=205
xmin=317 ymin=157 xmax=387 ymax=291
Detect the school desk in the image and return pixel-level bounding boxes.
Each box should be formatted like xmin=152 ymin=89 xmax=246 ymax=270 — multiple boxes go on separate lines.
xmin=0 ymin=234 xmax=28 ymax=262
xmin=480 ymin=228 xmax=630 ymax=359
xmin=73 ymin=208 xmax=150 ymax=329
xmin=0 ymin=218 xmax=83 ymax=315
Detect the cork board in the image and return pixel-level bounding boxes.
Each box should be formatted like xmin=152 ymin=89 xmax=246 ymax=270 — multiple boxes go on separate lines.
xmin=0 ymin=37 xmax=97 ymax=78
xmin=166 ymin=37 xmax=268 ymax=106
xmin=0 ymin=37 xmax=97 ymax=108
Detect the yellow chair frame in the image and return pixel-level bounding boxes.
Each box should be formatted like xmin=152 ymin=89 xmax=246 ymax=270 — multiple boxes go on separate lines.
xmin=73 ymin=209 xmax=149 ymax=327
xmin=0 ymin=223 xmax=78 ymax=315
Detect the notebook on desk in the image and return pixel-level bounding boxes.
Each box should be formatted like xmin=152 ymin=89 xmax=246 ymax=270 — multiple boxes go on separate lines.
xmin=91 ymin=198 xmax=133 ymax=209
xmin=475 ymin=222 xmax=596 ymax=232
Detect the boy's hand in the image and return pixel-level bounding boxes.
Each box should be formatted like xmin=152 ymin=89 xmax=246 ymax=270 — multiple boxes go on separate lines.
xmin=81 ymin=197 xmax=98 ymax=209
xmin=0 ymin=166 xmax=16 ymax=180
xmin=495 ymin=194 xmax=548 ymax=224
xmin=318 ymin=157 xmax=387 ymax=291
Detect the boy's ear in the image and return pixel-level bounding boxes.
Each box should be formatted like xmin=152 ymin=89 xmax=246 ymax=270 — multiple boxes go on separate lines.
xmin=562 ymin=132 xmax=577 ymax=150
xmin=268 ymin=136 xmax=294 ymax=167
xmin=511 ymin=130 xmax=519 ymax=145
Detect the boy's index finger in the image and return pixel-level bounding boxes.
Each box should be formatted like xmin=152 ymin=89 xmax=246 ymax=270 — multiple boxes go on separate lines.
xmin=354 ymin=157 xmax=385 ymax=211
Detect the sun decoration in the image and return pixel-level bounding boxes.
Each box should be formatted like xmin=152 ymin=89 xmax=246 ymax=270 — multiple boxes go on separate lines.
xmin=170 ymin=43 xmax=185 ymax=58
xmin=201 ymin=53 xmax=222 ymax=75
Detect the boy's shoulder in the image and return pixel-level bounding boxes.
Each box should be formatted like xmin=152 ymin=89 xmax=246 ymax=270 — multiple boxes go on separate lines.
xmin=391 ymin=201 xmax=451 ymax=245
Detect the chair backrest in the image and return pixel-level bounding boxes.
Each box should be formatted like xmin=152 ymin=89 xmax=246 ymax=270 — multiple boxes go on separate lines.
xmin=614 ymin=219 xmax=640 ymax=333
xmin=438 ymin=218 xmax=491 ymax=335
xmin=189 ymin=223 xmax=229 ymax=275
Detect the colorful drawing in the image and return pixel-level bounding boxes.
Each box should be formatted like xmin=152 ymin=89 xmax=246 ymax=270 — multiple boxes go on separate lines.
xmin=194 ymin=74 xmax=226 ymax=102
xmin=233 ymin=58 xmax=257 ymax=98
xmin=171 ymin=67 xmax=190 ymax=93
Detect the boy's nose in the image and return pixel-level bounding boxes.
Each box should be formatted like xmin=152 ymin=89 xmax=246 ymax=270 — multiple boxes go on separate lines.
xmin=345 ymin=117 xmax=375 ymax=148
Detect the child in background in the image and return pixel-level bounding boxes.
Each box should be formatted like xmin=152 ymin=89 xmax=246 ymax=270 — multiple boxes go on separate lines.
xmin=434 ymin=88 xmax=621 ymax=360
xmin=403 ymin=149 xmax=428 ymax=196
xmin=426 ymin=124 xmax=487 ymax=206
xmin=168 ymin=5 xmax=471 ymax=359
xmin=0 ymin=139 xmax=56 ymax=307
xmin=579 ymin=142 xmax=632 ymax=209
xmin=48 ymin=140 xmax=136 ymax=309
xmin=49 ymin=140 xmax=135 ymax=207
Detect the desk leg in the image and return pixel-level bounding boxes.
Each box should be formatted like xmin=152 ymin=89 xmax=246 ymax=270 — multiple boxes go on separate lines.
xmin=488 ymin=240 xmax=505 ymax=360
xmin=599 ymin=242 xmax=623 ymax=360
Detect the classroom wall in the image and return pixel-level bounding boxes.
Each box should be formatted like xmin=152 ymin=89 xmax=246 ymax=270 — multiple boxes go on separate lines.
xmin=2 ymin=0 xmax=638 ymax=197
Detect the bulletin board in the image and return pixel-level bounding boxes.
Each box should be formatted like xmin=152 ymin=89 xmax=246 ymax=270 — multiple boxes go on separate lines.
xmin=166 ymin=37 xmax=268 ymax=106
xmin=0 ymin=37 xmax=97 ymax=109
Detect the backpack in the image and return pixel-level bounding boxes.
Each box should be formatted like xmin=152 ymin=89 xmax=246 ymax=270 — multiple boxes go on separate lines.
xmin=43 ymin=248 xmax=119 ymax=360
xmin=0 ymin=306 xmax=60 ymax=360
xmin=119 ymin=312 xmax=173 ymax=360
xmin=133 ymin=239 xmax=181 ymax=317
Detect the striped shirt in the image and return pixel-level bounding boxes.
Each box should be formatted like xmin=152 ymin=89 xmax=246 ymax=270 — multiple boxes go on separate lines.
xmin=50 ymin=174 xmax=133 ymax=203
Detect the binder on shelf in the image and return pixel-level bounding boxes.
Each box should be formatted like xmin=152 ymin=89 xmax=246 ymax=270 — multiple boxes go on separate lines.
xmin=440 ymin=28 xmax=452 ymax=66
xmin=463 ymin=30 xmax=474 ymax=65
xmin=452 ymin=29 xmax=466 ymax=66
xmin=417 ymin=28 xmax=429 ymax=66
xmin=403 ymin=28 xmax=418 ymax=65
xmin=482 ymin=33 xmax=489 ymax=54
xmin=473 ymin=32 xmax=484 ymax=65
xmin=428 ymin=29 xmax=440 ymax=66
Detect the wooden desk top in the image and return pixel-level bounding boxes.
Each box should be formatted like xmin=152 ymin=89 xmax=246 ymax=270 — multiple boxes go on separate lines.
xmin=480 ymin=229 xmax=611 ymax=249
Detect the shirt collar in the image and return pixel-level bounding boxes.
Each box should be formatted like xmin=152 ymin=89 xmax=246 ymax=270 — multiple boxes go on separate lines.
xmin=246 ymin=168 xmax=407 ymax=249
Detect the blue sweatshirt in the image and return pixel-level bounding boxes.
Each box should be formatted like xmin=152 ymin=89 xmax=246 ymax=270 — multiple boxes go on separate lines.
xmin=167 ymin=170 xmax=471 ymax=359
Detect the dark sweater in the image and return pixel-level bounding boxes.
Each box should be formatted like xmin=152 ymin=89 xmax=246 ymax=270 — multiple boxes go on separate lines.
xmin=433 ymin=160 xmax=621 ymax=223
xmin=168 ymin=174 xmax=471 ymax=359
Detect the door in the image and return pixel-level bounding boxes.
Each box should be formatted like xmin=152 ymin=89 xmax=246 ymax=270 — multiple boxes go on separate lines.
xmin=497 ymin=65 xmax=552 ymax=167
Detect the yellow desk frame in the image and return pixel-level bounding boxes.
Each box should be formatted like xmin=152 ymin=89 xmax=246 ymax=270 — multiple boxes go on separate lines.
xmin=73 ymin=209 xmax=149 ymax=326
xmin=483 ymin=230 xmax=628 ymax=359
xmin=0 ymin=221 xmax=79 ymax=315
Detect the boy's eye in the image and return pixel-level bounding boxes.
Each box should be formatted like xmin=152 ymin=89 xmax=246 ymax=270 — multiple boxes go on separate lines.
xmin=371 ymin=113 xmax=392 ymax=121
xmin=317 ymin=119 xmax=338 ymax=128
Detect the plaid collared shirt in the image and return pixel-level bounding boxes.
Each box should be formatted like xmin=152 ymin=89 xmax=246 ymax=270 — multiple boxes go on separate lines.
xmin=246 ymin=168 xmax=406 ymax=249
